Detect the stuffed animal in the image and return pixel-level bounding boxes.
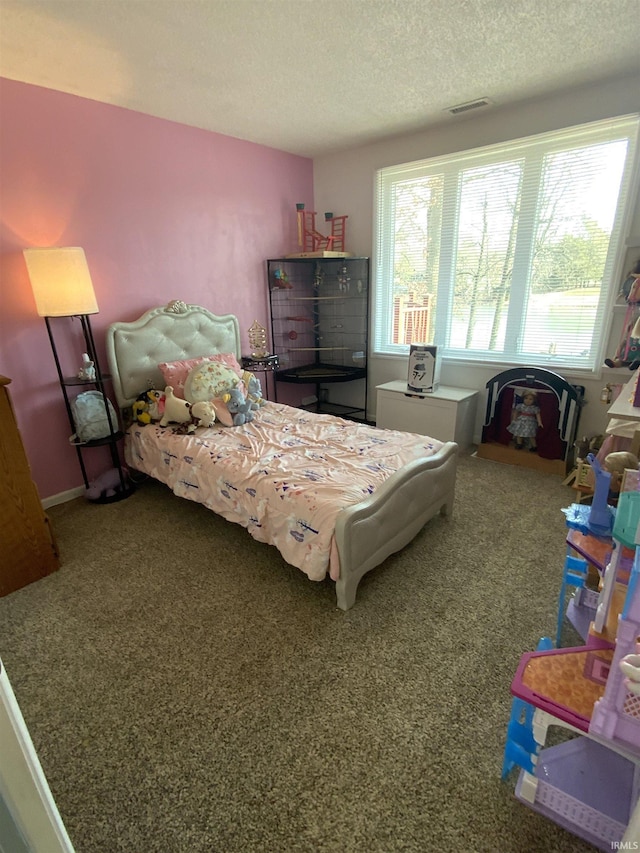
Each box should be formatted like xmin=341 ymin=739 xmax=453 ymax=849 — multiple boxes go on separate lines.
xmin=242 ymin=370 xmax=266 ymax=409
xmin=184 ymin=362 xmax=241 ymax=404
xmin=190 ymin=400 xmax=217 ymax=428
xmin=222 ymin=386 xmax=254 ymax=426
xmin=159 ymin=391 xmax=219 ymax=432
xmin=160 ymin=386 xmax=193 ymax=428
xmin=183 ymin=363 xmax=239 ymax=427
xmin=133 ymin=389 xmax=164 ymax=425
xmin=86 ymin=467 xmax=126 ymax=501
xmin=77 ymin=352 xmax=96 ymax=381
xmin=132 ymin=398 xmax=150 ymax=425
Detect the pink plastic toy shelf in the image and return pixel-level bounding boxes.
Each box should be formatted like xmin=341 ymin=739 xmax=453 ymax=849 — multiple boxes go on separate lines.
xmin=514 ymin=738 xmax=635 ymax=849
xmin=511 ymin=645 xmax=613 ymax=733
xmin=562 ymin=527 xmax=633 ymax=647
xmin=505 ymin=491 xmax=640 ymax=849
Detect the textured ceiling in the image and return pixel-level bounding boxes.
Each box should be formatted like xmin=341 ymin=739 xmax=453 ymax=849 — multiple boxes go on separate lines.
xmin=2 ymin=0 xmax=640 ymax=157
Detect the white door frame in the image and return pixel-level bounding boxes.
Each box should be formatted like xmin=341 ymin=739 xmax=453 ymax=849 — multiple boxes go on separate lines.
xmin=0 ymin=658 xmax=75 ymax=852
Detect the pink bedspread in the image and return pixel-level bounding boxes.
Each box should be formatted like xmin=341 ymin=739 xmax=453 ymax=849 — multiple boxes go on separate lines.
xmin=125 ymin=402 xmax=444 ymax=581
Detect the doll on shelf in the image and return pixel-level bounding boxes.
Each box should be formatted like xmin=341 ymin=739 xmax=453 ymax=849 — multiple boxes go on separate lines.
xmin=507 ymin=390 xmax=543 ymax=452
xmin=604 ymin=257 xmax=640 ymax=368
xmin=77 ymin=352 xmax=96 ymax=381
xmin=604 ymin=450 xmax=639 ymax=502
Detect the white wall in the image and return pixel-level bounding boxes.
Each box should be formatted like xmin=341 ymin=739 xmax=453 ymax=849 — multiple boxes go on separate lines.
xmin=313 ymin=71 xmax=640 ymax=443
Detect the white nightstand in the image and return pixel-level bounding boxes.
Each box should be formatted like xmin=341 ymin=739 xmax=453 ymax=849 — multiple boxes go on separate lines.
xmin=376 ymin=381 xmax=478 ymax=447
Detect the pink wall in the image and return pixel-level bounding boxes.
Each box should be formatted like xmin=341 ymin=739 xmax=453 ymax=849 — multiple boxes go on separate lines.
xmin=0 ymin=78 xmax=313 ymax=500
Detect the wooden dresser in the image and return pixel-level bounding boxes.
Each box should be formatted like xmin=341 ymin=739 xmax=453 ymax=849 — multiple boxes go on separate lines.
xmin=0 ymin=376 xmax=59 ymax=596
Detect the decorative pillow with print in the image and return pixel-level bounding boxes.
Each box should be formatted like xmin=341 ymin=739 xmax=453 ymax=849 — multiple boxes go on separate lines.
xmin=159 ymin=353 xmax=243 ymax=399
xmin=184 ymin=361 xmax=241 ymax=404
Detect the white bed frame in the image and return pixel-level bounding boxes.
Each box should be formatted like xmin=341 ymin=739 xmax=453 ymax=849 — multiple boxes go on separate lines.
xmin=106 ymin=300 xmax=458 ymax=610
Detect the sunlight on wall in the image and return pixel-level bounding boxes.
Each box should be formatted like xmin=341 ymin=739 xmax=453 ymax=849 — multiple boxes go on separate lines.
xmin=0 ymin=4 xmax=130 ymax=108
xmin=1 ymin=5 xmax=131 ymax=246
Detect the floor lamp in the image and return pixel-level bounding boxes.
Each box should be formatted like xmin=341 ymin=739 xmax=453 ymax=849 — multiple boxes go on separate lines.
xmin=23 ymin=247 xmax=130 ymax=499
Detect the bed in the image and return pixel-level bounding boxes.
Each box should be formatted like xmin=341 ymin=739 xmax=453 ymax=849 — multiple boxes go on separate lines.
xmin=106 ymin=300 xmax=458 ymax=610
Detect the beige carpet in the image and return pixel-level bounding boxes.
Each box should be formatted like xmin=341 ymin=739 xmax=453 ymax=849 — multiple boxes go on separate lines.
xmin=0 ymin=451 xmax=597 ymax=852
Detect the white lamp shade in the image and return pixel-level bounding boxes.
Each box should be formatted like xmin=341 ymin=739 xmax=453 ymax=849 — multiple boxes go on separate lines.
xmin=24 ymin=247 xmax=99 ymax=317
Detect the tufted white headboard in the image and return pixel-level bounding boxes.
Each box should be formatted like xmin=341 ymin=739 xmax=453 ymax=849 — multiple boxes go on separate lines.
xmin=106 ymin=300 xmax=242 ymax=409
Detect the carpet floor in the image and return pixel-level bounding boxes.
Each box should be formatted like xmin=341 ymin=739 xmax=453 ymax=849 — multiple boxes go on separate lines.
xmin=0 ymin=450 xmax=599 ymax=852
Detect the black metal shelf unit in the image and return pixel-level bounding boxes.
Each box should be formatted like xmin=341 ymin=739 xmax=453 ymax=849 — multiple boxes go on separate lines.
xmin=45 ymin=315 xmax=133 ymax=502
xmin=267 ymin=257 xmax=369 ymax=421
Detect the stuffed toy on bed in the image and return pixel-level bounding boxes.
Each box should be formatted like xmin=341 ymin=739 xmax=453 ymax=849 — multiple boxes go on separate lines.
xmin=222 ymin=386 xmax=254 ymax=426
xmin=133 ymin=389 xmax=164 ymax=425
xmin=183 ymin=361 xmax=250 ymax=427
xmin=160 ymin=386 xmax=195 ymax=429
xmin=158 ymin=388 xmax=219 ymax=432
xmin=242 ymin=370 xmax=266 ymax=410
xmin=190 ymin=400 xmax=217 ymax=428
xmin=184 ymin=362 xmax=241 ymax=403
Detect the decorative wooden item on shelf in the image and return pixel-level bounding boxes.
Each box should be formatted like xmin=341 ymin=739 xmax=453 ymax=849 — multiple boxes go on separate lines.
xmin=248 ymin=320 xmax=269 ymax=358
xmin=287 ymin=204 xmax=351 ymax=258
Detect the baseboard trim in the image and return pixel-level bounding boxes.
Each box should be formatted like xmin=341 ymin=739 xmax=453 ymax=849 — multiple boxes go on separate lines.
xmin=42 ymin=487 xmax=84 ymax=509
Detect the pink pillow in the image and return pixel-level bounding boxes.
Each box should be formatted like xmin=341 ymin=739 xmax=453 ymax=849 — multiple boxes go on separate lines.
xmin=159 ymin=353 xmax=242 ymax=399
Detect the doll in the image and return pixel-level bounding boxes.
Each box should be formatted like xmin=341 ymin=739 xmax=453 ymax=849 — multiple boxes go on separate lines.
xmin=604 ymin=258 xmax=640 ymax=368
xmin=507 ymin=390 xmax=543 ymax=452
xmin=77 ymin=352 xmax=96 ymax=381
xmin=604 ymin=450 xmax=639 ymax=499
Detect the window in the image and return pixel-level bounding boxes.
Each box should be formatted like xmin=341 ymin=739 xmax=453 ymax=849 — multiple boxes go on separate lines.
xmin=374 ymin=116 xmax=639 ymax=371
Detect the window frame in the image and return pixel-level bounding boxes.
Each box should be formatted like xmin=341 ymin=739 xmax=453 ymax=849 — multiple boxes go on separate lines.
xmin=373 ymin=115 xmax=640 ymax=374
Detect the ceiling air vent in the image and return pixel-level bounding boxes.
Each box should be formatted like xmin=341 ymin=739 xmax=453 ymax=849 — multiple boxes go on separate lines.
xmin=446 ymin=97 xmax=493 ymax=115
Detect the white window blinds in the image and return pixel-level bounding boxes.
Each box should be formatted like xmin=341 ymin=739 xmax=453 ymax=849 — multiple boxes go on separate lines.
xmin=374 ymin=115 xmax=640 ymax=371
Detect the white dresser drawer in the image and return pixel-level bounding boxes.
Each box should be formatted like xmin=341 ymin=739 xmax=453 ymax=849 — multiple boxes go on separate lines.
xmin=376 ymin=381 xmax=478 ymax=447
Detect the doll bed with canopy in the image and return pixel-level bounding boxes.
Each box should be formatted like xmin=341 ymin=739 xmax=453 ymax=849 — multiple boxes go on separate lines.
xmin=477 ymin=366 xmax=585 ymax=474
